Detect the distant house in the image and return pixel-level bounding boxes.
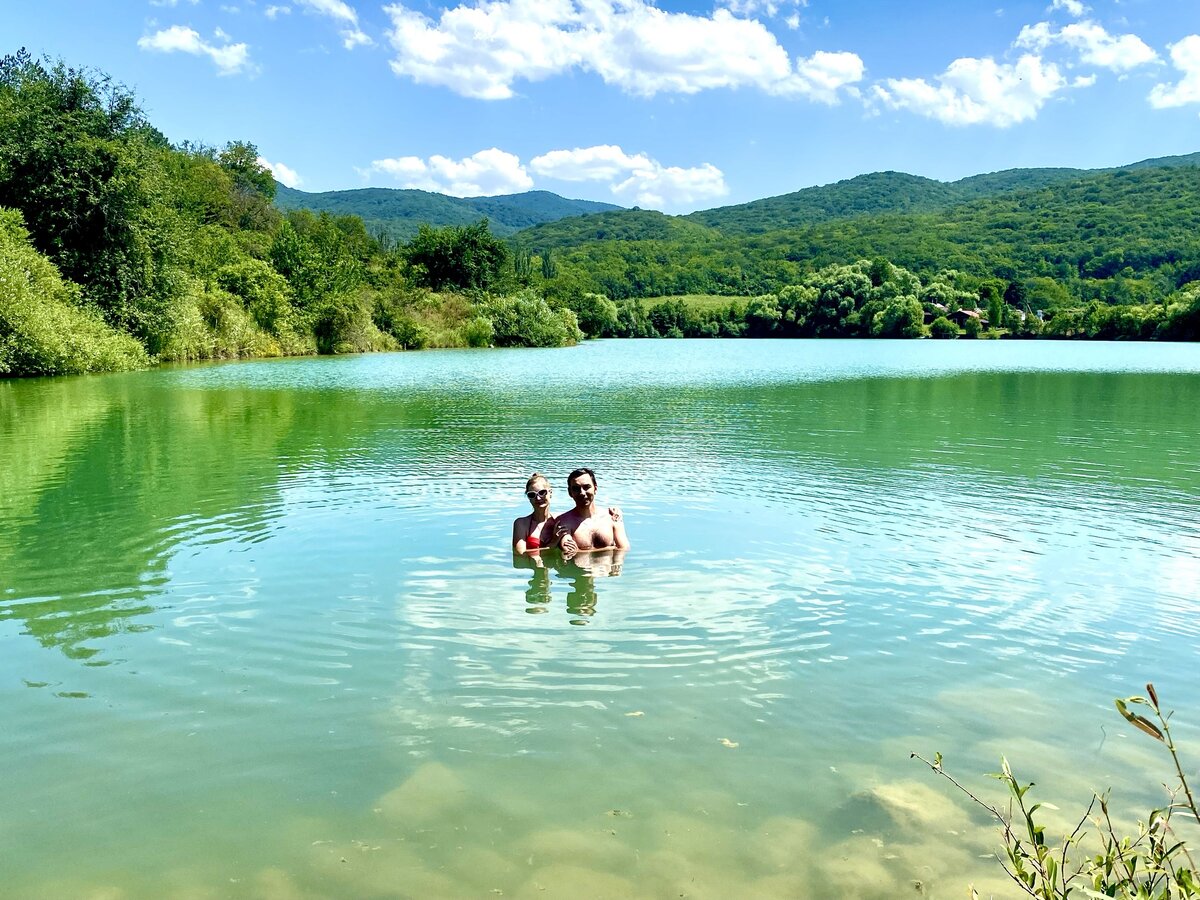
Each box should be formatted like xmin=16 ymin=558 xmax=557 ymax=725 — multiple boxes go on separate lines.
xmin=923 ymin=302 xmax=948 ymax=325
xmin=949 ymin=308 xmax=987 ymax=328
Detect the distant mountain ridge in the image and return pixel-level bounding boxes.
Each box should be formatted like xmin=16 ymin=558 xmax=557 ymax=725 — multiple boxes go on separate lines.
xmin=681 ymin=151 xmax=1200 ymax=235
xmin=277 ymin=151 xmax=1200 ymax=249
xmin=274 ymin=185 xmax=621 ymax=240
xmin=508 ymin=151 xmax=1200 ymax=305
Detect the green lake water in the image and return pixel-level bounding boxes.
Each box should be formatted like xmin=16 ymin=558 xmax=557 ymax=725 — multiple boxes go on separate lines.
xmin=2 ymin=339 xmax=1200 ymax=899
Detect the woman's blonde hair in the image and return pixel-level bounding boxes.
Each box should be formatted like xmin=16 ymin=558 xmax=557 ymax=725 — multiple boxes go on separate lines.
xmin=525 ymin=472 xmax=550 ymax=491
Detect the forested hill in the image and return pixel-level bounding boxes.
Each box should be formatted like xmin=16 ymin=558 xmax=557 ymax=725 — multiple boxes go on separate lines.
xmin=512 ymin=207 xmax=722 ymax=252
xmin=680 ymin=151 xmax=1200 ymax=235
xmin=274 ymin=185 xmax=620 ymax=240
xmin=516 ymin=162 xmax=1200 ymax=307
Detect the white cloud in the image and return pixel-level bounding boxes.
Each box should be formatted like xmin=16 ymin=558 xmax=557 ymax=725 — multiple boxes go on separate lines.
xmin=530 ymin=145 xmax=652 ymax=182
xmin=382 ymin=0 xmax=862 ymax=102
xmin=586 ymin=7 xmax=794 ymax=97
xmin=363 ymin=148 xmax=533 ymax=196
xmin=1016 ymin=20 xmax=1157 ymax=70
xmin=137 ymin=25 xmax=252 ymax=75
xmin=873 ymin=54 xmax=1067 ymax=127
xmin=265 ymin=5 xmax=292 ymax=18
xmin=296 ymin=0 xmax=372 ymax=48
xmin=530 ymin=144 xmax=728 ymax=211
xmin=613 ymin=162 xmax=728 ymax=210
xmin=716 ymin=0 xmax=807 ymax=20
xmin=1149 ymin=35 xmax=1200 ymax=108
xmin=257 ymin=156 xmax=303 ymax=188
xmin=791 ymin=50 xmax=865 ymax=102
xmin=150 ymin=0 xmax=200 ymax=6
xmin=1048 ymin=0 xmax=1087 ymax=17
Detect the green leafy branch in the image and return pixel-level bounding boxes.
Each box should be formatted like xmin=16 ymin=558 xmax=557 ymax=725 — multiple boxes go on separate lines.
xmin=914 ymin=684 xmax=1200 ymax=899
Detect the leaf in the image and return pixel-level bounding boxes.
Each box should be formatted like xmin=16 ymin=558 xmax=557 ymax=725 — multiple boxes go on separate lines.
xmin=1115 ymin=699 xmax=1165 ymax=742
xmin=1146 ymin=682 xmax=1158 ymax=706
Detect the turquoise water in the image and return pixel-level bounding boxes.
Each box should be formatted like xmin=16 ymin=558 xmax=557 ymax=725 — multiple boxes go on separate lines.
xmin=2 ymin=339 xmax=1199 ymax=898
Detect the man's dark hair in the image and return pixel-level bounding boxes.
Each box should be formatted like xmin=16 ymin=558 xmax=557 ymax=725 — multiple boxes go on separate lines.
xmin=567 ymin=467 xmax=597 ymax=489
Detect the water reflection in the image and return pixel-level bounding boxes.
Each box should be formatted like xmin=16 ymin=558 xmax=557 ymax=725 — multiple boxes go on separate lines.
xmin=513 ymin=549 xmax=628 ymax=623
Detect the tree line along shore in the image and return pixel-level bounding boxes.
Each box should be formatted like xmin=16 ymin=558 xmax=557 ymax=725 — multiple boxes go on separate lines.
xmin=2 ymin=50 xmax=1198 ymax=378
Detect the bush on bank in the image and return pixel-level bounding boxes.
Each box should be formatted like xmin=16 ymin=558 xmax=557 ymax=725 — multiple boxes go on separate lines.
xmin=0 ymin=209 xmax=149 ymax=376
xmin=483 ymin=291 xmax=583 ymax=348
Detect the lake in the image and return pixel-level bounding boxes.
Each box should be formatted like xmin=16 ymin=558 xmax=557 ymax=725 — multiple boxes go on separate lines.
xmin=3 ymin=339 xmax=1200 ymax=899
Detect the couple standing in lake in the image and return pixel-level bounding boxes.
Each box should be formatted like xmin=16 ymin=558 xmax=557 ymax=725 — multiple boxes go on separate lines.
xmin=512 ymin=467 xmax=630 ymax=556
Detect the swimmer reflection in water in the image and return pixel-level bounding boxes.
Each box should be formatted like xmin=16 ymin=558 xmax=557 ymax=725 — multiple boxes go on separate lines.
xmin=512 ymin=547 xmax=627 ymax=622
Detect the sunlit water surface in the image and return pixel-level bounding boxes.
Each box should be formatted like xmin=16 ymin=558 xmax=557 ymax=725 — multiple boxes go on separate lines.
xmin=3 ymin=340 xmax=1200 ymax=899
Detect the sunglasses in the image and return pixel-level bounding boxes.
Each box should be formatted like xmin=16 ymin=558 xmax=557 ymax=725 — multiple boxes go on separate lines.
xmin=525 ymin=489 xmax=551 ymax=501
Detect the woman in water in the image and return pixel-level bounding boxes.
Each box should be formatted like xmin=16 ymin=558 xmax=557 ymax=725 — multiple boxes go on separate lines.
xmin=512 ymin=473 xmax=556 ymax=553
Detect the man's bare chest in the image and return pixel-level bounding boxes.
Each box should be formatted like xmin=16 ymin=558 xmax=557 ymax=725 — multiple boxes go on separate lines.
xmin=572 ymin=516 xmax=615 ymax=549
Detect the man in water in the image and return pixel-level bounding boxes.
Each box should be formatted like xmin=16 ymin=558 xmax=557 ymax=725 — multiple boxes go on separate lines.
xmin=553 ymin=467 xmax=630 ymax=556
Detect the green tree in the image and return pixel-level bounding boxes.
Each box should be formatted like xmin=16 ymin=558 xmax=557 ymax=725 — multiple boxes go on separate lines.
xmin=512 ymin=247 xmax=533 ymax=284
xmin=1160 ymin=283 xmax=1200 ymax=340
xmin=215 ymin=257 xmax=294 ymax=334
xmin=614 ymin=298 xmax=655 ymax=337
xmin=162 ymin=145 xmax=237 ymax=228
xmin=269 ymin=210 xmax=365 ymax=309
xmin=218 ymin=140 xmax=276 ymax=201
xmin=744 ymin=294 xmax=783 ymax=337
xmin=404 ymin=220 xmax=508 ymax=292
xmin=868 ymin=256 xmax=893 ymax=287
xmin=0 ymin=50 xmax=178 ymax=347
xmin=1003 ymin=279 xmax=1028 ymax=309
xmin=929 ymin=316 xmax=958 ymax=339
xmin=987 ymin=294 xmax=1006 ymax=332
xmin=874 ymin=296 xmax=926 ymax=338
xmin=569 ymin=293 xmax=620 ymax=338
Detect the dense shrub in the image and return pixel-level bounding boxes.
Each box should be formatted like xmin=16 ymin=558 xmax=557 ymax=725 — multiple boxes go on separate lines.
xmin=462 ymin=316 xmax=495 ymax=348
xmin=0 ymin=208 xmax=148 ymax=375
xmin=310 ymin=290 xmax=396 ymax=355
xmin=215 ymin=258 xmax=294 ymax=334
xmin=929 ymin=316 xmax=959 ymax=339
xmin=371 ymin=288 xmax=430 ymax=349
xmin=569 ymin=292 xmax=620 ymax=337
xmin=483 ymin=291 xmax=582 ymax=347
xmin=1159 ymin=284 xmax=1200 ymax=341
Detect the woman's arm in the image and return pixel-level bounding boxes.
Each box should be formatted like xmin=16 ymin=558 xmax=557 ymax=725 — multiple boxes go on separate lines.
xmin=612 ymin=516 xmax=631 ymax=550
xmin=512 ymin=516 xmax=528 ymax=553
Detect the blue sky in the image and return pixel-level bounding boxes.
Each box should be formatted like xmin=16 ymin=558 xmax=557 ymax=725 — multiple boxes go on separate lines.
xmin=3 ymin=0 xmax=1199 ymax=212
